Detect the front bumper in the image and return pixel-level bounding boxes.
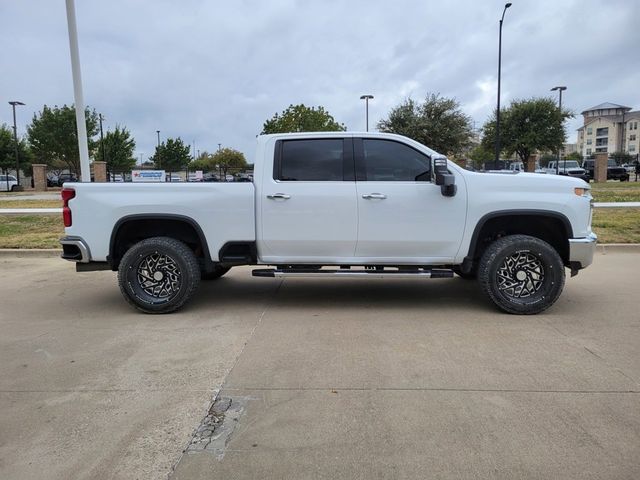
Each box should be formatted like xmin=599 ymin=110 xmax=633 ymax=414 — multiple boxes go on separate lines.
xmin=569 ymin=232 xmax=597 ymax=270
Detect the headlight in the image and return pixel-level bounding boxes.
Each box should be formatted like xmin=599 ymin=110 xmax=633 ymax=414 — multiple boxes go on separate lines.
xmin=574 ymin=187 xmax=590 ymax=197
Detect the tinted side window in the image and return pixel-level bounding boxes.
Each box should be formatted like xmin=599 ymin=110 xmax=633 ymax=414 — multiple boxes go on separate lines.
xmin=277 ymin=139 xmax=344 ymax=181
xmin=362 ymin=139 xmax=430 ymax=181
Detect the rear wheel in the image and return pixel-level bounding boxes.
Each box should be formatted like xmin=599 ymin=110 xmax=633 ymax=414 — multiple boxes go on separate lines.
xmin=478 ymin=235 xmax=565 ymax=315
xmin=118 ymin=236 xmax=200 ymax=314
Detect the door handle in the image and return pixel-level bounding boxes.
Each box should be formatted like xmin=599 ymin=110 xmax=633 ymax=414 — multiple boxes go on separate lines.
xmin=362 ymin=193 xmax=387 ymax=199
xmin=267 ymin=193 xmax=291 ymax=200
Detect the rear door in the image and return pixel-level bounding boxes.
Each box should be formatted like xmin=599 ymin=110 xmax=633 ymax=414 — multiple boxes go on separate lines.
xmin=259 ymin=137 xmax=358 ymax=262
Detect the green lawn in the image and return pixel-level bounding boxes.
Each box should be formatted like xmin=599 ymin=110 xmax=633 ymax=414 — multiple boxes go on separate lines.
xmin=0 ymin=215 xmax=64 ymax=248
xmin=590 ymin=181 xmax=640 ymax=202
xmin=0 ymin=208 xmax=639 ymax=249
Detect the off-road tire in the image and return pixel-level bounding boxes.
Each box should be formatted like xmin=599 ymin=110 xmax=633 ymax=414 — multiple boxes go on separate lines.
xmin=118 ymin=237 xmax=200 ymax=314
xmin=201 ymin=265 xmax=231 ymax=280
xmin=478 ymin=234 xmax=565 ymax=315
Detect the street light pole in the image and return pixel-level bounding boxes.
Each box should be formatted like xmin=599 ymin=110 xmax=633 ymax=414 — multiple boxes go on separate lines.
xmin=98 ymin=113 xmax=107 ymax=179
xmin=8 ymin=101 xmax=25 ymax=188
xmin=550 ymin=86 xmax=567 ymax=175
xmin=495 ymin=2 xmax=512 ymax=167
xmin=65 ymin=0 xmax=91 ymax=182
xmin=360 ymin=95 xmax=374 ymax=132
xmin=156 ymin=130 xmax=161 ymax=169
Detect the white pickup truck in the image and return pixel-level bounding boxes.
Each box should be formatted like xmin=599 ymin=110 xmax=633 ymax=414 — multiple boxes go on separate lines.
xmin=60 ymin=132 xmax=597 ymax=315
xmin=545 ymin=160 xmax=588 ymax=180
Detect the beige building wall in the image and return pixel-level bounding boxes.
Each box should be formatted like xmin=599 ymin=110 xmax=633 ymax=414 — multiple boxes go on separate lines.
xmin=576 ymin=103 xmax=640 ymax=159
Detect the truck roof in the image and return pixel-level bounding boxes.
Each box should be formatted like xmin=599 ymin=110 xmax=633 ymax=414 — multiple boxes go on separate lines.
xmin=256 ymin=132 xmax=444 ymax=158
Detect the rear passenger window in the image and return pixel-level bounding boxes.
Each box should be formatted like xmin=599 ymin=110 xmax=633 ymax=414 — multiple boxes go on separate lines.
xmin=362 ymin=139 xmax=431 ymax=181
xmin=277 ymin=139 xmax=344 ymax=181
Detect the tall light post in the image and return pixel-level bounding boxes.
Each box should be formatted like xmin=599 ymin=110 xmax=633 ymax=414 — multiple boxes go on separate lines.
xmin=550 ymin=86 xmax=567 ymax=175
xmin=360 ymin=95 xmax=374 ymax=132
xmin=65 ymin=0 xmax=91 ymax=182
xmin=495 ymin=2 xmax=512 ymax=166
xmin=8 ymin=101 xmax=25 ymax=188
xmin=156 ymin=130 xmax=161 ymax=169
xmin=98 ymin=113 xmax=107 ymax=179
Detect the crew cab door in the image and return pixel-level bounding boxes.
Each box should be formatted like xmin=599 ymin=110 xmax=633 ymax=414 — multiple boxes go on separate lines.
xmin=354 ymin=138 xmax=467 ymax=261
xmin=259 ymin=137 xmax=357 ymax=262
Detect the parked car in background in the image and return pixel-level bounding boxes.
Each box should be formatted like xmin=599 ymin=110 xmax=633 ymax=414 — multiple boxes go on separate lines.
xmin=582 ymin=159 xmax=630 ymax=181
xmin=0 ymin=174 xmax=19 ymax=191
xmin=545 ymin=161 xmax=588 ymax=181
xmin=508 ymin=162 xmax=546 ymax=174
xmin=52 ymin=173 xmax=79 ymax=187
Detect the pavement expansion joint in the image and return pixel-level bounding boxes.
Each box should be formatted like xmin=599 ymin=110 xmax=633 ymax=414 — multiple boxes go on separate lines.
xmin=222 ymin=386 xmax=640 ymax=394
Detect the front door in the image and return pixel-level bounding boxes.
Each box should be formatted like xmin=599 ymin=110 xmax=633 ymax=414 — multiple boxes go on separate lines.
xmin=354 ymin=138 xmax=467 ymax=262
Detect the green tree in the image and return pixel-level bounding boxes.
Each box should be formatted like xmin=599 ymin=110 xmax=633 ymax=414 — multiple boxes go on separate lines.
xmin=482 ymin=97 xmax=572 ymax=163
xmin=210 ymin=148 xmax=248 ymax=179
xmin=261 ymin=104 xmax=346 ymax=134
xmin=565 ymin=151 xmax=583 ymax=161
xmin=0 ymin=124 xmax=33 ymax=178
xmin=27 ymin=104 xmax=99 ymax=174
xmin=377 ymin=94 xmax=473 ymax=156
xmin=609 ymin=151 xmax=633 ymax=165
xmin=150 ymin=137 xmax=191 ymax=174
xmin=96 ymin=125 xmax=136 ymax=174
xmin=468 ymin=145 xmax=493 ymax=170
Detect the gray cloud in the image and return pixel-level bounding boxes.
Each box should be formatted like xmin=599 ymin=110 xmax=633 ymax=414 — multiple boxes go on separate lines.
xmin=1 ymin=0 xmax=638 ymax=163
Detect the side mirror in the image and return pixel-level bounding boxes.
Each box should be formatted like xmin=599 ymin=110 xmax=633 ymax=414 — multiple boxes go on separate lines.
xmin=433 ymin=158 xmax=456 ymax=197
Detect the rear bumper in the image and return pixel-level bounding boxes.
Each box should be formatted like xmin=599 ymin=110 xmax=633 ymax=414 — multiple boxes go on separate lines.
xmin=569 ymin=232 xmax=597 ymax=269
xmin=60 ymin=236 xmax=90 ymax=263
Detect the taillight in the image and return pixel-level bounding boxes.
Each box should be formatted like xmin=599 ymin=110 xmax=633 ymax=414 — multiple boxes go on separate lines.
xmin=61 ymin=188 xmax=75 ymax=227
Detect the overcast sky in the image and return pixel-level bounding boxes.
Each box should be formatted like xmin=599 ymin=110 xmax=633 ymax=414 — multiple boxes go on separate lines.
xmin=1 ymin=0 xmax=639 ymax=163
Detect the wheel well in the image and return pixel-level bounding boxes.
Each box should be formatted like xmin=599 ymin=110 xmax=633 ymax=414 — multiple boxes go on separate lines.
xmin=109 ymin=216 xmax=211 ymax=270
xmin=468 ymin=214 xmax=570 ymax=266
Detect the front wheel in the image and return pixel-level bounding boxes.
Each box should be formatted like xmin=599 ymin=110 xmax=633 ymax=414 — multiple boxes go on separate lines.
xmin=118 ymin=237 xmax=201 ymax=314
xmin=478 ymin=235 xmax=565 ymax=315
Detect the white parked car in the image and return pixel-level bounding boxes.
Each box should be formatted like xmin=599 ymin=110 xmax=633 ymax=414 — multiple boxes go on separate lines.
xmin=508 ymin=162 xmax=546 ymax=174
xmin=60 ymin=132 xmax=596 ymax=315
xmin=0 ymin=174 xmax=18 ymax=192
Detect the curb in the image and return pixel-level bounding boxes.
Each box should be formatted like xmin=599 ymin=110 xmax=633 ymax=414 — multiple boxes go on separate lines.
xmin=1 ymin=245 xmax=640 ymax=258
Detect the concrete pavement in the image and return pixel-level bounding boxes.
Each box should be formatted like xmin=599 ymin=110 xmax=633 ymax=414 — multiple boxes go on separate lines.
xmin=1 ymin=252 xmax=639 ymax=479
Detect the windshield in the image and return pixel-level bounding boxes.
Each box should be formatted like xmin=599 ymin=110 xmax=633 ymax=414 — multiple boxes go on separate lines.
xmin=560 ymin=161 xmax=580 ymax=168
xmin=608 ymin=160 xmax=619 ymax=167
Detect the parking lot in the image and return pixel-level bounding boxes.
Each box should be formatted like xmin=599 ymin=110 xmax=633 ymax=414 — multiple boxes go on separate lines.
xmin=1 ymin=251 xmax=639 ymax=479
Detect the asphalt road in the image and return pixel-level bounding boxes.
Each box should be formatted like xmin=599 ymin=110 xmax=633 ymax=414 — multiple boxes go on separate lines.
xmin=0 ymin=252 xmax=639 ymax=479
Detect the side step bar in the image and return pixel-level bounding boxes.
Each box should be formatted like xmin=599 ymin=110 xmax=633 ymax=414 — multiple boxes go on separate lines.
xmin=252 ymin=268 xmax=454 ymax=279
